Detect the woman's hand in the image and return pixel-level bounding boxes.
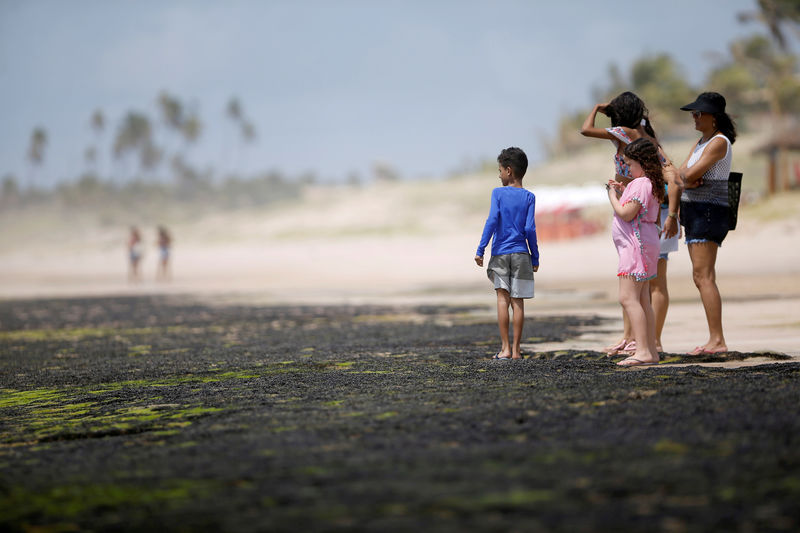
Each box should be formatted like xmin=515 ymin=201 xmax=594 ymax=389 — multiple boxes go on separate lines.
xmin=682 ymin=170 xmax=703 ymax=189
xmin=663 ymin=214 xmax=679 ymax=238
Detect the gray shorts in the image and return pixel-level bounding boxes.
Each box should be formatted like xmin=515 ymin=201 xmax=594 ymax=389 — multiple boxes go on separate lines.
xmin=487 ymin=253 xmax=535 ymax=299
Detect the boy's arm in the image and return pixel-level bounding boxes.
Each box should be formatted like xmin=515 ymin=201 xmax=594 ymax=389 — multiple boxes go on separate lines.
xmin=475 ymin=189 xmax=499 ymax=265
xmin=525 ymin=195 xmax=539 ymax=271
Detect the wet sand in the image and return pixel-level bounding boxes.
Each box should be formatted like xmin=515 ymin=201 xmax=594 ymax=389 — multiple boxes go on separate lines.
xmin=1 ymin=295 xmax=799 ymax=531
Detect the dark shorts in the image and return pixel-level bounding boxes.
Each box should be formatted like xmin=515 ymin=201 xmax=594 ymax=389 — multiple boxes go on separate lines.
xmin=680 ymin=201 xmax=729 ymax=246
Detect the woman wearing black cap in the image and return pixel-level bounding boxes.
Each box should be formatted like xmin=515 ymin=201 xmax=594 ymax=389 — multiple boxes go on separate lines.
xmin=677 ymin=92 xmax=736 ymax=356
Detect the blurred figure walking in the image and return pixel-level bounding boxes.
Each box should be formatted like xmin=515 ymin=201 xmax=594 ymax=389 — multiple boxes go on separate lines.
xmin=156 ymin=226 xmax=172 ymax=281
xmin=128 ymin=227 xmax=143 ymax=283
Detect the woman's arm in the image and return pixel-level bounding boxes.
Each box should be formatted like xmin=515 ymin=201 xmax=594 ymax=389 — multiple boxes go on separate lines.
xmin=662 ymin=163 xmax=683 ymax=238
xmin=580 ymin=103 xmax=616 ymax=139
xmin=678 ymin=137 xmax=727 ymax=188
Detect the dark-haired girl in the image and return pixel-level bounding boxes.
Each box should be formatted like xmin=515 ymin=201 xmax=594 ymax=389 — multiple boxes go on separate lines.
xmin=677 ymin=92 xmax=735 ymax=355
xmin=582 ymin=92 xmax=682 ymax=355
xmin=606 ymin=138 xmax=665 ymax=367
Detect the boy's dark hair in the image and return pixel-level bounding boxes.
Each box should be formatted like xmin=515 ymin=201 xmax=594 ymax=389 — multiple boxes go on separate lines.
xmin=497 ymin=147 xmax=528 ymax=179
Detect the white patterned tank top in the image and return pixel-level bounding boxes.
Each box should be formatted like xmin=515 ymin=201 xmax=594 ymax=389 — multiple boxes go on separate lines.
xmin=681 ymin=134 xmax=731 ymax=206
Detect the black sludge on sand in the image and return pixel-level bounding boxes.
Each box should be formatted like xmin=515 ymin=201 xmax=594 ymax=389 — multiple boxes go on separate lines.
xmin=0 ymin=296 xmax=798 ymax=532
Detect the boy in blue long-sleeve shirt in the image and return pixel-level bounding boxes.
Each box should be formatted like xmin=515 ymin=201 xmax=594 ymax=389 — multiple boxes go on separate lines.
xmin=474 ymin=147 xmax=539 ymax=360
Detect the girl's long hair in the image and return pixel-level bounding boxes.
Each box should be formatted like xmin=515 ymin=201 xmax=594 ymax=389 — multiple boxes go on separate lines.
xmin=607 ymin=91 xmax=658 ymax=141
xmin=623 ymin=138 xmax=665 ymax=204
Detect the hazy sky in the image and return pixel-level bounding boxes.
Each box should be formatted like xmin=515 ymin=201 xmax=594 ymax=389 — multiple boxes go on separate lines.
xmin=1 ymin=0 xmax=765 ymax=185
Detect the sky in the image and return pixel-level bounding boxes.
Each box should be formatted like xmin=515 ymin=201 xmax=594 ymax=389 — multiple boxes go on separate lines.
xmin=0 ymin=0 xmax=766 ymax=186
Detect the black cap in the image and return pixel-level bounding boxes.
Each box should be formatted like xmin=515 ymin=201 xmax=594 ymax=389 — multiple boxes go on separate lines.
xmin=681 ymin=92 xmax=726 ymax=114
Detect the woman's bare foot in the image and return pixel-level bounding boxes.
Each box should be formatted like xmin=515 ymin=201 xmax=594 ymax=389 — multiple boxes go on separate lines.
xmin=686 ymin=344 xmax=728 ymax=356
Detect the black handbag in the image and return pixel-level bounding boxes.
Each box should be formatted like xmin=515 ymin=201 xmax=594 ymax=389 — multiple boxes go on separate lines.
xmin=728 ymin=171 xmax=743 ymax=230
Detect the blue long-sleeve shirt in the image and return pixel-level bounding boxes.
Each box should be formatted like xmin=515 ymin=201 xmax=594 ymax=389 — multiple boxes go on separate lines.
xmin=476 ymin=186 xmax=539 ymax=266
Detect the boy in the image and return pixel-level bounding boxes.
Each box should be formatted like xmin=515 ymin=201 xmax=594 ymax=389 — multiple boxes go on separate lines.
xmin=474 ymin=147 xmax=539 ymax=360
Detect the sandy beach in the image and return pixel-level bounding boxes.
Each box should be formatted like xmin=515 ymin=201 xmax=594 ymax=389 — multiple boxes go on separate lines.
xmin=2 ymin=186 xmax=799 ymax=360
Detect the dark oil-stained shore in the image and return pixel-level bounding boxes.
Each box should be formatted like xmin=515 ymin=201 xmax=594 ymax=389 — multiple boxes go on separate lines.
xmin=1 ymin=295 xmax=798 ymax=532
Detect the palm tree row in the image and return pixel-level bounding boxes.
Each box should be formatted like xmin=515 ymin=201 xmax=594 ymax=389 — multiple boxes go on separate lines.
xmin=19 ymin=92 xmax=259 ymax=192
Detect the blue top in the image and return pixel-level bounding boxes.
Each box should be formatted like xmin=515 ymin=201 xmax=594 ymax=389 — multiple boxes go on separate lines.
xmin=476 ymin=186 xmax=539 ymax=266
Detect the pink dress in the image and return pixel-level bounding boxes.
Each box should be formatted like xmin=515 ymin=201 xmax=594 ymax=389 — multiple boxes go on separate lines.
xmin=612 ymin=177 xmax=660 ymax=281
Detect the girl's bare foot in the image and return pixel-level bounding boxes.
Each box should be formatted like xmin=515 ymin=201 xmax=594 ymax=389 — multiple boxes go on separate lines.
xmin=617 ymin=356 xmax=658 ymax=367
xmin=605 ymin=338 xmax=629 ymax=356
xmin=619 ymin=340 xmax=637 ymax=356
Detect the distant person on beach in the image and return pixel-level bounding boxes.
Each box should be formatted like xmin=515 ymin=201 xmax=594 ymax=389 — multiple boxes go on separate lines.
xmin=581 ymin=91 xmax=682 ymax=354
xmin=677 ymin=92 xmax=736 ymax=356
xmin=128 ymin=226 xmax=143 ymax=283
xmin=474 ymin=147 xmax=539 ymax=360
xmin=606 ymin=138 xmax=665 ymax=367
xmin=156 ymin=226 xmax=172 ymax=281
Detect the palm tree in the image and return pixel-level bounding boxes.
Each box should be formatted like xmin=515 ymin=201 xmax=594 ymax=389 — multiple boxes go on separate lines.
xmin=27 ymin=127 xmax=47 ymax=190
xmin=158 ymin=91 xmax=183 ymax=131
xmin=179 ymin=112 xmax=203 ymax=180
xmin=84 ymin=146 xmax=97 ymax=174
xmin=114 ymin=112 xmax=155 ymax=181
xmin=226 ymin=97 xmax=242 ymax=123
xmin=182 ymin=113 xmax=202 ymax=145
xmin=90 ymin=109 xmax=105 ymax=179
xmin=738 ymin=0 xmax=800 ymax=52
xmin=225 ymin=97 xmax=258 ymax=177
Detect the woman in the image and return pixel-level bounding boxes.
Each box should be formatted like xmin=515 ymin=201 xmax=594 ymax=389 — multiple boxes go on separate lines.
xmin=128 ymin=226 xmax=143 ymax=283
xmin=677 ymin=92 xmax=735 ymax=355
xmin=156 ymin=226 xmax=172 ymax=281
xmin=581 ymin=92 xmax=681 ymax=355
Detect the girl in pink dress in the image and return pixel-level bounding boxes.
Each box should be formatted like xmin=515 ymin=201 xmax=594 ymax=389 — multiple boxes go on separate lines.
xmin=606 ymin=138 xmax=665 ymax=367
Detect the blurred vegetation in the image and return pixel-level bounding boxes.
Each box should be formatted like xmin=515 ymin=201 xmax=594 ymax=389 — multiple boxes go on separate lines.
xmin=1 ymin=89 xmax=305 ymax=224
xmin=2 ymin=1 xmax=798 ymax=221
xmin=0 ymin=170 xmax=303 ymax=226
xmin=545 ymin=0 xmax=800 ymax=158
